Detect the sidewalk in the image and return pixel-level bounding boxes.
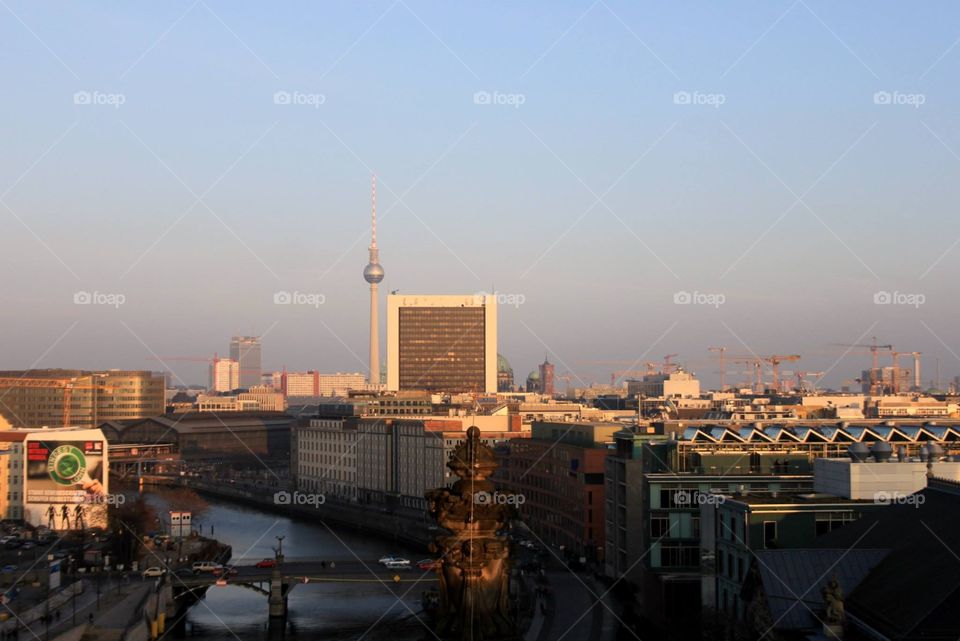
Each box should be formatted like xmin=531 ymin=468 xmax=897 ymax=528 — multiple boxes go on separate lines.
xmin=4 ymin=577 xmax=148 ymax=639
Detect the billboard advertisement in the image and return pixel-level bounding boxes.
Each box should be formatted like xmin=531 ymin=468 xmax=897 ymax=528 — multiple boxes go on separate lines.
xmin=24 ymin=430 xmax=109 ymax=530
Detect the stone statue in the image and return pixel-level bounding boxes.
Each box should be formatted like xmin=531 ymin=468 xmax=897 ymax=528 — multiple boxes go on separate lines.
xmin=822 ymin=576 xmax=845 ymax=625
xmin=425 ymin=426 xmax=519 ymax=640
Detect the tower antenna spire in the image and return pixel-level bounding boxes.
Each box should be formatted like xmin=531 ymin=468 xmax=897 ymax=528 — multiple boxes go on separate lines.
xmin=370 ymin=174 xmax=377 ymax=249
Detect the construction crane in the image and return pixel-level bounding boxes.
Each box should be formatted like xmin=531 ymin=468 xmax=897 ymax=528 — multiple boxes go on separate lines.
xmin=795 ymin=371 xmax=825 ymax=392
xmin=766 ymin=355 xmax=801 ymax=392
xmin=555 ymin=372 xmax=576 ymax=397
xmin=662 ymin=354 xmax=679 ymax=374
xmin=830 ymin=337 xmax=892 ymax=395
xmin=724 ymin=356 xmax=764 ymax=390
xmin=707 ymin=347 xmax=727 ymax=390
xmin=721 ymin=354 xmax=800 ymax=392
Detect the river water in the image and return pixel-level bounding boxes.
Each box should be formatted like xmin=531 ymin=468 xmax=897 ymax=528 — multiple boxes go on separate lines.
xmin=147 ymin=496 xmax=429 ymax=640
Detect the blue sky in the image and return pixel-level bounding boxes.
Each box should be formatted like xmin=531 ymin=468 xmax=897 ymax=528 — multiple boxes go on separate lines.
xmin=1 ymin=1 xmax=959 ymax=389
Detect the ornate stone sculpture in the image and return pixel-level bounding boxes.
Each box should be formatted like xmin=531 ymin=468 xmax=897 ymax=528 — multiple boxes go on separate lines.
xmin=425 ymin=426 xmax=519 ymax=640
xmin=822 ymin=575 xmax=845 ymax=625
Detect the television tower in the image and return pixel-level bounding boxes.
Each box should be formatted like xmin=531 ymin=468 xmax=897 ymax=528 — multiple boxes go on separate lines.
xmin=363 ymin=175 xmax=384 ymax=384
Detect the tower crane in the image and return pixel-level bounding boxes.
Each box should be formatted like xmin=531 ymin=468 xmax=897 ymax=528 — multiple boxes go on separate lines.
xmin=766 ymin=355 xmax=801 ymax=392
xmin=723 ymin=356 xmax=764 ymax=390
xmin=708 ymin=347 xmax=727 ymax=390
xmin=555 ymin=372 xmax=576 ymax=397
xmin=830 ymin=337 xmax=892 ymax=395
xmin=795 ymin=371 xmax=825 ymax=392
xmin=662 ymin=354 xmax=679 ymax=374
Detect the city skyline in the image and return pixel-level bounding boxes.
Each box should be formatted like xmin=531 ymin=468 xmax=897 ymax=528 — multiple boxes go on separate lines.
xmin=2 ymin=2 xmax=960 ymax=389
xmin=2 ymin=5 xmax=960 ymax=640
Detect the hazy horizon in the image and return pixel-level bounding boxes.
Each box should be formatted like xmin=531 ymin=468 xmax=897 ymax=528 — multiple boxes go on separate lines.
xmin=2 ymin=1 xmax=960 ymax=389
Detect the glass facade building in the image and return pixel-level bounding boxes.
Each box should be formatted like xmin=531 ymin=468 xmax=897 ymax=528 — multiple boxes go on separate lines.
xmin=230 ymin=336 xmax=262 ymax=389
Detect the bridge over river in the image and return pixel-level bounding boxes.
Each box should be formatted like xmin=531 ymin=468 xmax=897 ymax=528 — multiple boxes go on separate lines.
xmin=169 ymin=557 xmax=438 ymax=623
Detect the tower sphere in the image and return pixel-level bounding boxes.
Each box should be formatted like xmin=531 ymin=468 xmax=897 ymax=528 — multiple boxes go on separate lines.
xmin=364 ymin=263 xmax=384 ymax=283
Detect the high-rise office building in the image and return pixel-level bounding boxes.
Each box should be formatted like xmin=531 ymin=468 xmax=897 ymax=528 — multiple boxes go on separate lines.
xmin=386 ymin=294 xmax=497 ymax=394
xmin=0 ymin=370 xmax=165 ymax=429
xmin=209 ymin=357 xmax=240 ymax=392
xmin=230 ymin=336 xmax=261 ymax=389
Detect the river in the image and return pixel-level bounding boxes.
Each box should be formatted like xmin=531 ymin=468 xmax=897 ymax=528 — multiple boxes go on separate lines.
xmin=146 ymin=495 xmax=429 ymax=640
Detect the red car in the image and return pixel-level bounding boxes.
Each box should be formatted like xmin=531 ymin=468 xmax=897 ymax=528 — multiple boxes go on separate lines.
xmin=417 ymin=559 xmax=437 ymax=571
xmin=255 ymin=559 xmax=277 ymax=569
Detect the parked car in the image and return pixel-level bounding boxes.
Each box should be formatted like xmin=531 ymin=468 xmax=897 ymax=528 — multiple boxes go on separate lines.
xmin=378 ymin=555 xmax=401 ymax=565
xmin=20 ymin=542 xmax=35 ymax=550
xmin=255 ymin=559 xmax=276 ymax=569
xmin=416 ymin=559 xmax=436 ymax=571
xmin=142 ymin=567 xmax=165 ymax=578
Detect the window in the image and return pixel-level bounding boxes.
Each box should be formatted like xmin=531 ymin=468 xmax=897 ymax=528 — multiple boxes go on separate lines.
xmin=815 ymin=512 xmax=856 ymax=536
xmin=763 ymin=521 xmax=777 ymax=548
xmin=650 ymin=516 xmax=670 ymax=538
xmin=660 ymin=545 xmax=699 ymax=568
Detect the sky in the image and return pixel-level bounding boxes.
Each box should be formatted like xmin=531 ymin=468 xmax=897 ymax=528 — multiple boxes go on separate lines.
xmin=1 ymin=1 xmax=960 ymax=389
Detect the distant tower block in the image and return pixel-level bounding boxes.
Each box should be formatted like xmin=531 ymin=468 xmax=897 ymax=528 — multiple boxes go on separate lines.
xmin=539 ymin=355 xmax=555 ymax=396
xmin=363 ymin=175 xmax=385 ymax=384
